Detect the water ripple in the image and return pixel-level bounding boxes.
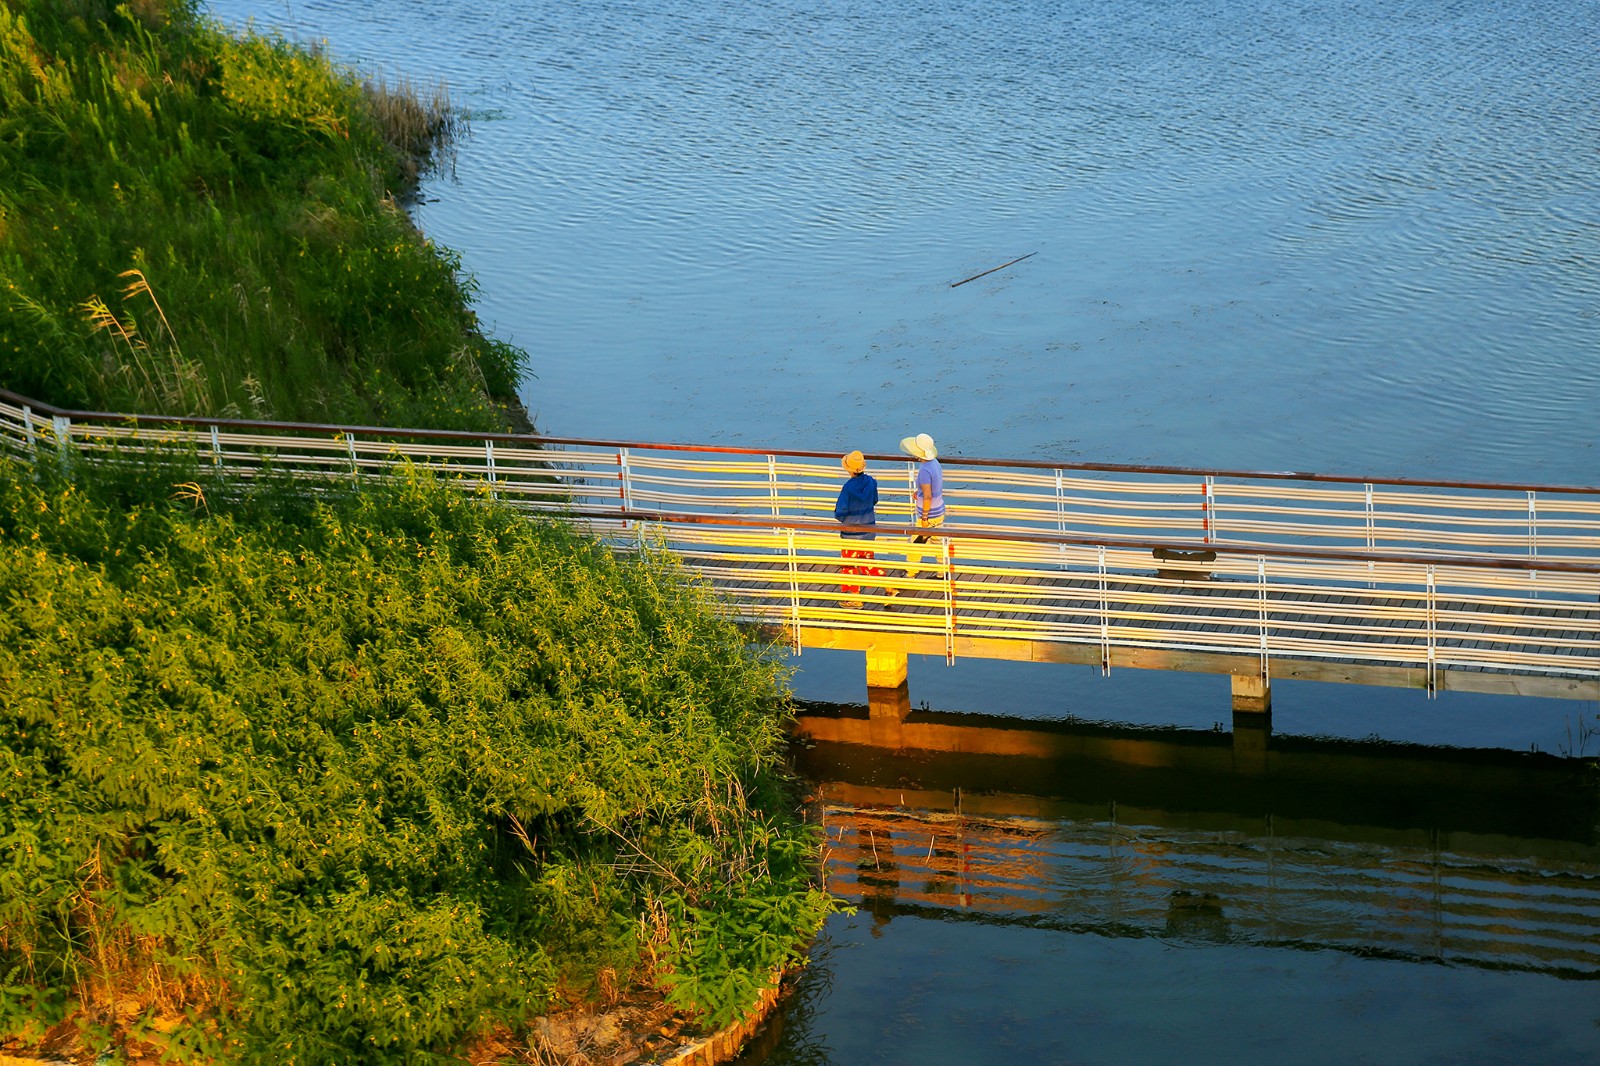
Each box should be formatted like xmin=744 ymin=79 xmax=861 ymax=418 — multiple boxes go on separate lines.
xmin=207 ymin=0 xmax=1600 ymax=486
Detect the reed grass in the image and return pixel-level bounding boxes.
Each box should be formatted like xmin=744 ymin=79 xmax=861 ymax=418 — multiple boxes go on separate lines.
xmin=0 ymin=0 xmax=526 ymax=431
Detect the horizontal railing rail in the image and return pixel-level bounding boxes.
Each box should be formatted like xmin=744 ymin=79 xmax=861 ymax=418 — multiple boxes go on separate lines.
xmin=4 ymin=389 xmax=1597 ymax=695
xmin=569 ymin=508 xmax=1600 ymax=573
xmin=6 ymin=386 xmax=1596 ymax=492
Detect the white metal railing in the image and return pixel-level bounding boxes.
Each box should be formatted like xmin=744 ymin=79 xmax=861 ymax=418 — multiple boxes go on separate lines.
xmin=3 ymin=391 xmax=1598 ymax=694
xmin=5 ymin=392 xmax=1599 ymax=565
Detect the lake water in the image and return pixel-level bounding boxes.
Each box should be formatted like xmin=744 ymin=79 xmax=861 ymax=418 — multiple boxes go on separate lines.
xmin=205 ymin=1 xmax=1600 ymax=1061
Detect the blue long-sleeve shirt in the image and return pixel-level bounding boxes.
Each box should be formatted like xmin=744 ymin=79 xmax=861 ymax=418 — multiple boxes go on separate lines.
xmin=834 ymin=473 xmax=879 ymax=539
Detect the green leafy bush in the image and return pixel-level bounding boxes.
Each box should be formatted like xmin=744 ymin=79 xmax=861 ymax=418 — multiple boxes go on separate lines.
xmin=0 ymin=452 xmax=830 ymax=1063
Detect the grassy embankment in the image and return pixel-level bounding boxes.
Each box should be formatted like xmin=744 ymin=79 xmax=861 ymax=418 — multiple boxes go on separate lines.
xmin=1 ymin=0 xmax=521 ymax=430
xmin=0 ymin=2 xmax=832 ymax=1063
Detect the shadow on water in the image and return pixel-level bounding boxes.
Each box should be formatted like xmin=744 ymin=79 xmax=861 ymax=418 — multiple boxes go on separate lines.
xmin=736 ymin=703 xmax=1600 ymax=1062
xmin=790 ymin=700 xmax=1600 ymax=851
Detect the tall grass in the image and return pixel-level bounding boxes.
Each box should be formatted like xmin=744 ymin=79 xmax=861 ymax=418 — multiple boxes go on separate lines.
xmin=0 ymin=451 xmax=832 ymax=1063
xmin=0 ymin=0 xmax=526 ymax=431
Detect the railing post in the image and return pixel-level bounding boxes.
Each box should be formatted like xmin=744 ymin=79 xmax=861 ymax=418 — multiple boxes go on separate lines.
xmin=1527 ymin=490 xmax=1538 ymax=559
xmin=768 ymin=454 xmax=784 ymax=557
xmin=1233 ymin=555 xmax=1275 ymax=724
xmin=485 ymin=439 xmax=497 ymax=500
xmin=617 ymin=448 xmax=631 ymax=529
xmin=1364 ymin=483 xmax=1376 ymax=552
xmin=1098 ymin=545 xmax=1110 ymax=676
xmin=51 ymin=416 xmax=73 ymax=472
xmin=1365 ymin=482 xmax=1376 ymax=587
xmin=1203 ymin=476 xmax=1217 ymax=542
xmin=1426 ymin=564 xmax=1437 ymax=698
xmin=786 ymin=529 xmax=801 ymax=655
xmin=1055 ymin=469 xmax=1069 ymax=569
xmin=944 ymin=539 xmax=956 ymax=665
xmin=22 ymin=405 xmax=36 ymax=460
xmin=1257 ymin=556 xmax=1270 ymax=680
xmin=210 ymin=424 xmax=222 ymax=467
xmin=1527 ymin=490 xmax=1539 ymax=598
xmin=344 ymin=431 xmax=359 ymax=481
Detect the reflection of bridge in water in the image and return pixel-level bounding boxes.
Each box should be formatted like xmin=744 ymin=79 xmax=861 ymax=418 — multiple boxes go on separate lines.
xmin=794 ymin=707 xmax=1600 ymax=978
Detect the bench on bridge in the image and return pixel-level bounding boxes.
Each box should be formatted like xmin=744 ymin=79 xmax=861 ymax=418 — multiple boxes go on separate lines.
xmin=1152 ymin=546 xmax=1217 ymax=582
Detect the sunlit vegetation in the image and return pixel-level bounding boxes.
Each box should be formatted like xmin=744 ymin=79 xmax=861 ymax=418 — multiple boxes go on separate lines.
xmin=0 ymin=451 xmax=833 ymax=1062
xmin=0 ymin=4 xmax=831 ymax=1059
xmin=0 ymin=0 xmax=525 ymax=430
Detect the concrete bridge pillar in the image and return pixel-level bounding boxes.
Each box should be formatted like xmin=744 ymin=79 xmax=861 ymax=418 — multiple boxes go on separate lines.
xmin=1231 ymin=673 xmax=1271 ymax=714
xmin=866 ymin=646 xmax=911 ymax=746
xmin=866 ymin=648 xmax=908 ymax=690
xmin=1231 ymin=674 xmax=1272 ymax=773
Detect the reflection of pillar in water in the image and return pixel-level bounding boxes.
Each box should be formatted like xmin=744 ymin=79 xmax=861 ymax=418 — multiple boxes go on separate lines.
xmin=959 ymin=818 xmax=971 ymax=910
xmin=853 ymin=823 xmax=898 ymax=935
xmin=1164 ymin=889 xmax=1230 ymax=942
xmin=866 ymin=681 xmax=911 ymax=748
xmin=1232 ymin=702 xmax=1272 ymax=775
xmin=1107 ymin=800 xmax=1121 ymax=926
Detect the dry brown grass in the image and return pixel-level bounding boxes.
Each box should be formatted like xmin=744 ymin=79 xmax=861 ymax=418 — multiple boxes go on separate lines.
xmin=362 ymin=72 xmax=463 ymax=188
xmin=82 ymin=268 xmax=217 ymax=416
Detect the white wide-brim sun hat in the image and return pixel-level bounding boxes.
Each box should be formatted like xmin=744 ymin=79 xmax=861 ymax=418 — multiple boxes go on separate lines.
xmin=899 ymin=433 xmax=938 ymax=461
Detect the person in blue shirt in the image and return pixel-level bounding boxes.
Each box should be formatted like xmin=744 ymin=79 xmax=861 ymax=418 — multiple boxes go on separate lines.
xmin=834 ymin=450 xmax=888 ymax=608
xmin=900 ymin=432 xmax=945 ymax=584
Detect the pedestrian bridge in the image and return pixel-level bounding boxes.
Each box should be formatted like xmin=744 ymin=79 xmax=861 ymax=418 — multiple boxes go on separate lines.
xmin=3 ymin=388 xmax=1597 ymax=715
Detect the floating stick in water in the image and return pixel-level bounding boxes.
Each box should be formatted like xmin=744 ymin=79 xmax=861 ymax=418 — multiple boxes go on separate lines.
xmin=950 ymin=251 xmax=1036 ymax=288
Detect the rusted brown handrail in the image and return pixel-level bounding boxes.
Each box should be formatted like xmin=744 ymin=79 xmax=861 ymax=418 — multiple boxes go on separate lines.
xmin=6 ymin=386 xmax=1597 ymax=497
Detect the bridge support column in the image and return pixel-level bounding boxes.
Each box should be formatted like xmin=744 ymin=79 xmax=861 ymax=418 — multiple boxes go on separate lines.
xmin=1231 ymin=674 xmax=1271 ymax=714
xmin=867 ymin=648 xmax=908 ymax=691
xmin=866 ymin=648 xmax=911 ymax=746
xmin=1231 ymin=675 xmax=1271 ymax=774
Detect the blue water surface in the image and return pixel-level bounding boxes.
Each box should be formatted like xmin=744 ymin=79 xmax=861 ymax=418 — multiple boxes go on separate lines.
xmin=208 ymin=0 xmax=1600 ymax=480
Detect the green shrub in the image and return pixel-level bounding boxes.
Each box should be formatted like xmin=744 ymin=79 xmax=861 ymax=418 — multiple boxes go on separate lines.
xmin=0 ymin=453 xmax=829 ymax=1063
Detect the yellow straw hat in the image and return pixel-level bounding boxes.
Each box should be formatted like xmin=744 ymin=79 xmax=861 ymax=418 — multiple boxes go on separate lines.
xmin=899 ymin=433 xmax=937 ymax=460
xmin=841 ymin=450 xmax=866 ymax=474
